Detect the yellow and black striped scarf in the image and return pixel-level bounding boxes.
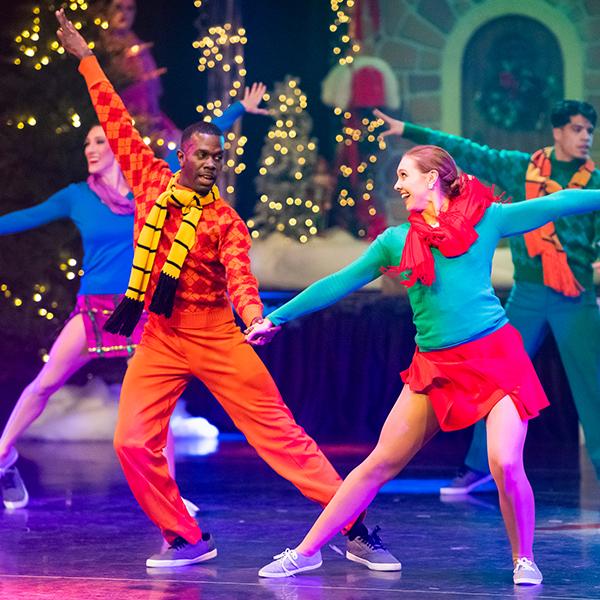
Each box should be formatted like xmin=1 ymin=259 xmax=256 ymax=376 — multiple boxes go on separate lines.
xmin=105 ymin=172 xmax=218 ymax=335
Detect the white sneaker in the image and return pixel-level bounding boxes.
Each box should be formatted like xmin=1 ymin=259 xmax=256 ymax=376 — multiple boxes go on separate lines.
xmin=440 ymin=467 xmax=494 ymax=495
xmin=513 ymin=557 xmax=543 ymax=585
xmin=259 ymin=548 xmax=322 ymax=578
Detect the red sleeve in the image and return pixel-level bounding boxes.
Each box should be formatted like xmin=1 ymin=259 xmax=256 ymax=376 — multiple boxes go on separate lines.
xmin=219 ymin=208 xmax=263 ymax=326
xmin=78 ymin=55 xmax=171 ymax=205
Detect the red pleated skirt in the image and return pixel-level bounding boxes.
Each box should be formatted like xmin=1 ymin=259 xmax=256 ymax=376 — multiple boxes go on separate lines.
xmin=401 ymin=323 xmax=549 ymax=432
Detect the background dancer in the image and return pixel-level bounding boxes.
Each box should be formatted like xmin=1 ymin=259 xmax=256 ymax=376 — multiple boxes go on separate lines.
xmin=248 ymin=145 xmax=600 ymax=584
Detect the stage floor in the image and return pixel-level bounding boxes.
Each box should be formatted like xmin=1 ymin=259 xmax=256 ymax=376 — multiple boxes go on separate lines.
xmin=0 ymin=438 xmax=599 ymax=599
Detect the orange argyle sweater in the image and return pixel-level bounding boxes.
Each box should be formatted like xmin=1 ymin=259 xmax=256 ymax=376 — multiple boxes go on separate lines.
xmin=78 ymin=55 xmax=262 ymax=327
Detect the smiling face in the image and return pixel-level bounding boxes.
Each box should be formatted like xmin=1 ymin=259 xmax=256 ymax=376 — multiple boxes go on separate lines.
xmin=553 ymin=114 xmax=594 ymax=161
xmin=84 ymin=125 xmax=116 ymax=176
xmin=177 ymin=133 xmax=224 ymax=195
xmin=394 ymin=155 xmax=438 ymax=212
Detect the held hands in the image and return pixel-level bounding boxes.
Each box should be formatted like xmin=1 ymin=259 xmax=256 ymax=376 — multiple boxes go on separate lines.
xmin=56 ymin=8 xmax=93 ymax=61
xmin=241 ymin=83 xmax=270 ymax=116
xmin=373 ymin=108 xmax=405 ymax=139
xmin=244 ymin=317 xmax=281 ymax=346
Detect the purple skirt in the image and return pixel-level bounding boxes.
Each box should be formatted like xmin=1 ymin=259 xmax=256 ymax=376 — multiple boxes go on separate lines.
xmin=69 ymin=294 xmax=147 ymax=358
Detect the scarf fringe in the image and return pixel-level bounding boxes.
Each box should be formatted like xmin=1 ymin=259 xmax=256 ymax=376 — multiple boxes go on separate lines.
xmin=104 ymin=297 xmax=145 ymax=336
xmin=148 ymin=273 xmax=179 ymax=318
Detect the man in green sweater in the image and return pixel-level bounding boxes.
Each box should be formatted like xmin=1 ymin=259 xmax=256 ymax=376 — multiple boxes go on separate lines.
xmin=375 ymin=100 xmax=600 ymax=491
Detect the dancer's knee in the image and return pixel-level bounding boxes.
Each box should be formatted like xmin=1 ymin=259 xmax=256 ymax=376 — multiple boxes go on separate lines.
xmin=489 ymin=455 xmax=524 ymax=489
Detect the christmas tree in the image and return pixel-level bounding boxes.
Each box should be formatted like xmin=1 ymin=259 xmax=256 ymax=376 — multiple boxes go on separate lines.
xmin=249 ymin=76 xmax=321 ymax=243
xmin=0 ymin=2 xmax=102 ymax=351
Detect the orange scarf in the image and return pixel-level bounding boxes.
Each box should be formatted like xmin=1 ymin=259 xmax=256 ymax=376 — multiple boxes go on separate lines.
xmin=523 ymin=147 xmax=594 ymax=297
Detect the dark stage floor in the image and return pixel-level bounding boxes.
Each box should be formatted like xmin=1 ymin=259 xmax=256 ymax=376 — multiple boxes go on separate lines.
xmin=0 ymin=438 xmax=599 ymax=599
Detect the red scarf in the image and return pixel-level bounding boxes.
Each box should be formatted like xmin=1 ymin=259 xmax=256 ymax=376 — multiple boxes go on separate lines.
xmin=382 ymin=175 xmax=500 ymax=287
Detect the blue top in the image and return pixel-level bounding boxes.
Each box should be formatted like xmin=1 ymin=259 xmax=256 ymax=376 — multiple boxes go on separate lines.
xmin=0 ymin=182 xmax=134 ymax=295
xmin=0 ymin=103 xmax=246 ymax=296
xmin=268 ymin=189 xmax=600 ymax=351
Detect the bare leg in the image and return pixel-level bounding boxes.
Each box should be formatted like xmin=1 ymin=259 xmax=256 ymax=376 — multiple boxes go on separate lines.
xmin=296 ymin=385 xmax=439 ymax=555
xmin=486 ymin=395 xmax=534 ymax=561
xmin=0 ymin=314 xmax=91 ymax=460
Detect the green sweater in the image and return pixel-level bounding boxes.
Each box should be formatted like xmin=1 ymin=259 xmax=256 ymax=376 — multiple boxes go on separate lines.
xmin=403 ymin=123 xmax=600 ymax=290
xmin=268 ymin=190 xmax=600 ymax=351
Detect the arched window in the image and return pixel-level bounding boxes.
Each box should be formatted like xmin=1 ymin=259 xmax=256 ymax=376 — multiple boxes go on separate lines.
xmin=461 ymin=16 xmax=563 ymax=153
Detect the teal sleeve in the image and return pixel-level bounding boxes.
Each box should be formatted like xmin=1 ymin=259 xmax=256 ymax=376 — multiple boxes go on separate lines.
xmin=0 ymin=186 xmax=72 ymax=235
xmin=495 ymin=190 xmax=600 ymax=238
xmin=402 ymin=123 xmax=529 ymax=198
xmin=267 ymin=236 xmax=390 ymax=326
xmin=212 ymin=101 xmax=245 ymax=132
xmin=593 ymin=211 xmax=600 ymax=260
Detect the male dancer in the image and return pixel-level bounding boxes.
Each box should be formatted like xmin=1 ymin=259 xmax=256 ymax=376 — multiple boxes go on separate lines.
xmin=56 ymin=9 xmax=399 ymax=570
xmin=375 ymin=101 xmax=600 ymax=493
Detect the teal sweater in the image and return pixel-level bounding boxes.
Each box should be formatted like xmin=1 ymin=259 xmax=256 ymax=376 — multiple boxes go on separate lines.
xmin=268 ymin=190 xmax=600 ymax=351
xmin=402 ymin=123 xmax=600 ymax=290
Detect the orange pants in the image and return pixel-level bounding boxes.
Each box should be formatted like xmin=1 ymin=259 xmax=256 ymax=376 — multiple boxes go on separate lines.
xmin=114 ymin=310 xmax=344 ymax=544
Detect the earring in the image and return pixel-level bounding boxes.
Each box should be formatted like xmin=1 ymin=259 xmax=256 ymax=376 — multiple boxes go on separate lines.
xmin=428 ymin=183 xmax=434 ymax=189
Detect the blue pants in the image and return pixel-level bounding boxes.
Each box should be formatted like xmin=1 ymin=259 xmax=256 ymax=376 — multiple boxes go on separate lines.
xmin=465 ymin=281 xmax=600 ymax=476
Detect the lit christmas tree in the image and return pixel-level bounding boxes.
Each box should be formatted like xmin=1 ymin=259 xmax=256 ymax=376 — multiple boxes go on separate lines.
xmin=249 ymin=76 xmax=321 ymax=243
xmin=0 ymin=2 xmax=102 ymax=351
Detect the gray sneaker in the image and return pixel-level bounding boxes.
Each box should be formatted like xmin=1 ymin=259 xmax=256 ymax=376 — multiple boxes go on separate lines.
xmin=346 ymin=526 xmax=401 ymax=571
xmin=0 ymin=447 xmax=18 ymax=474
xmin=440 ymin=467 xmax=494 ymax=495
xmin=1 ymin=466 xmax=29 ymax=510
xmin=513 ymin=557 xmax=543 ymax=585
xmin=146 ymin=533 xmax=217 ymax=567
xmin=258 ymin=548 xmax=322 ymax=578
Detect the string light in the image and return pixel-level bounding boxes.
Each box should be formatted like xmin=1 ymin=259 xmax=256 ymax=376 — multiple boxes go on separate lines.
xmin=328 ymin=0 xmax=383 ymax=238
xmin=192 ymin=8 xmax=249 ymax=197
xmin=250 ymin=76 xmax=321 ymax=242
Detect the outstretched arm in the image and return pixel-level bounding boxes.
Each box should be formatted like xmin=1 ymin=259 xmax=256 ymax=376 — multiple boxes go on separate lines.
xmin=56 ymin=9 xmax=168 ymax=201
xmin=495 ymin=189 xmax=600 ymax=237
xmin=265 ymin=236 xmax=389 ymax=327
xmin=374 ymin=109 xmax=529 ymax=196
xmin=0 ymin=188 xmax=71 ymax=235
xmin=165 ymin=83 xmax=268 ymax=171
xmin=212 ymin=82 xmax=269 ymax=131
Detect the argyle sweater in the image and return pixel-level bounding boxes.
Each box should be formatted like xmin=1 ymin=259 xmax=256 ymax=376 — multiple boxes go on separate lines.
xmin=78 ymin=55 xmax=262 ymax=326
xmin=402 ymin=123 xmax=600 ymax=290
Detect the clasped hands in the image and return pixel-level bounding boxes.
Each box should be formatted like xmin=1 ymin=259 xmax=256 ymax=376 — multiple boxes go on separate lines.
xmin=244 ymin=318 xmax=281 ymax=346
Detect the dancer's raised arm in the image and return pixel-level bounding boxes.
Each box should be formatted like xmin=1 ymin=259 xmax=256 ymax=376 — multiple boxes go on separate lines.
xmin=56 ymin=8 xmax=168 ymax=205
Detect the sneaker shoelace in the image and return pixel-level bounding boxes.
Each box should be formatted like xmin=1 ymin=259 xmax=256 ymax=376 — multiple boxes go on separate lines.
xmin=169 ymin=536 xmax=189 ymax=551
xmin=273 ymin=548 xmax=300 ymax=576
xmin=358 ymin=525 xmax=386 ymax=551
xmin=514 ymin=557 xmax=536 ymax=573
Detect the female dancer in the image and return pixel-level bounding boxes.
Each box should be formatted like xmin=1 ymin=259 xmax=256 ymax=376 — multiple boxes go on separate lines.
xmin=247 ymin=145 xmax=600 ymax=584
xmin=0 ymin=86 xmax=267 ymax=510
